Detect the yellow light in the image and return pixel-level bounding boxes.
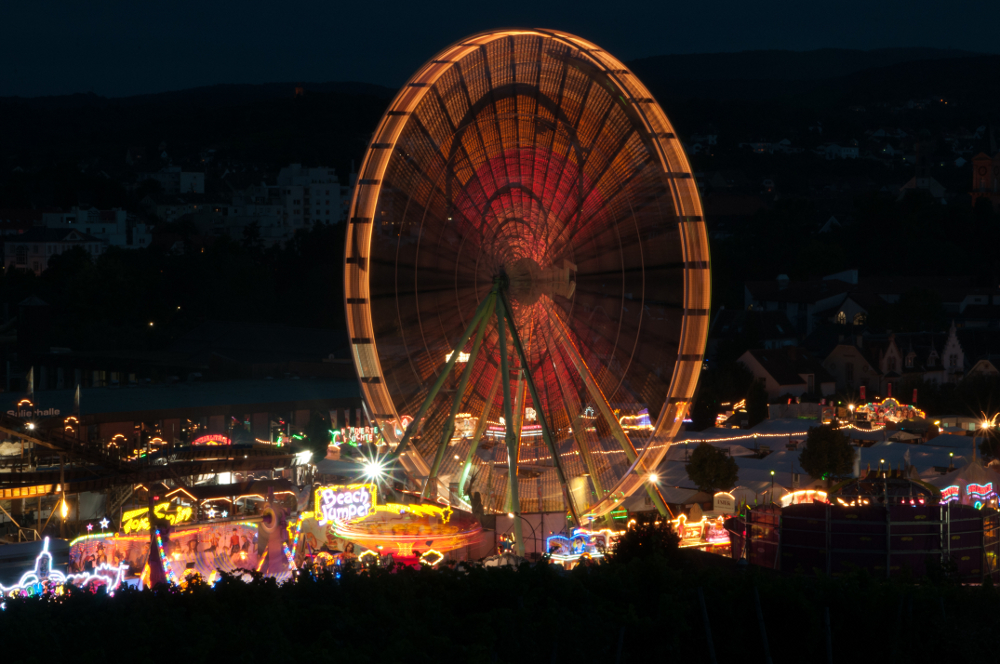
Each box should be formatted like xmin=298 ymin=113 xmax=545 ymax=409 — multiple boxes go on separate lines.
xmin=649 ymin=473 xmax=658 ymax=483
xmin=60 ymin=499 xmax=68 ymax=519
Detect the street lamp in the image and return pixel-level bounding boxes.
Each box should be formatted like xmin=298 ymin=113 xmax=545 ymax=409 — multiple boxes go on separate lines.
xmin=770 ymin=470 xmax=775 ymax=503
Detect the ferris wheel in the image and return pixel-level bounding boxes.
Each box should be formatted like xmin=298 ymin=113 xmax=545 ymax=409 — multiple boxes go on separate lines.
xmin=343 ymin=29 xmax=710 ymax=552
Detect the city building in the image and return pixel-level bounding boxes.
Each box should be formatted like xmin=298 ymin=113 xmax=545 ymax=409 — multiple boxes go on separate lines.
xmin=707 ymin=308 xmax=798 ymax=358
xmin=4 ymin=228 xmax=105 ymax=275
xmin=142 ymin=167 xmax=205 ymax=195
xmin=42 ymin=207 xmax=152 ymax=249
xmin=822 ymin=342 xmax=882 ymax=394
xmin=738 ymin=347 xmax=836 ymax=399
xmin=276 ymin=163 xmax=347 ymax=228
xmin=744 ymin=274 xmax=855 ymax=336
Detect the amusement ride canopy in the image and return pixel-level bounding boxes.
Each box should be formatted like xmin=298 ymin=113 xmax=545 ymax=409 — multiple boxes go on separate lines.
xmin=343 ymin=29 xmax=710 ymax=547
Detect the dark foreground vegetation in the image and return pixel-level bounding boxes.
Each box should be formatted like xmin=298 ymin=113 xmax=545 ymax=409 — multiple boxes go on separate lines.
xmin=2 ymin=528 xmax=998 ymax=664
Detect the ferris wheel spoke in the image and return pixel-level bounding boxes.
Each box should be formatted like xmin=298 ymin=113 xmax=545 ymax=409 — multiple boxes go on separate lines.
xmin=545 ymin=301 xmax=673 ymax=515
xmin=500 ymin=291 xmax=581 ymax=526
xmin=544 ymin=326 xmax=607 ymax=503
xmin=387 ymin=288 xmax=497 ymax=463
xmin=424 ymin=293 xmax=495 ymax=498
xmin=456 ymin=369 xmax=503 ymax=497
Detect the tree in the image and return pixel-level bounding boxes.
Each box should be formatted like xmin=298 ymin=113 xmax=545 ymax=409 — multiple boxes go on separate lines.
xmin=302 ymin=411 xmax=332 ymax=462
xmin=799 ymin=425 xmax=854 ymax=488
xmin=686 ymin=443 xmax=739 ymax=493
xmin=608 ymin=512 xmax=679 ymax=564
xmin=746 ymin=379 xmax=769 ymax=427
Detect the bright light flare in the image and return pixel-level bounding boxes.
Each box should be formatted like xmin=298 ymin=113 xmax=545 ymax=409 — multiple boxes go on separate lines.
xmin=649 ymin=473 xmax=659 ymax=483
xmin=359 ymin=448 xmax=391 ymax=485
xmin=363 ymin=460 xmax=385 ymax=479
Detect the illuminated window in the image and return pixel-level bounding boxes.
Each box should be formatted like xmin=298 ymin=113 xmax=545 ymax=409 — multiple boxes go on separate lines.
xmin=853 ymin=313 xmax=866 ymax=326
xmin=836 ymin=311 xmax=846 ymax=324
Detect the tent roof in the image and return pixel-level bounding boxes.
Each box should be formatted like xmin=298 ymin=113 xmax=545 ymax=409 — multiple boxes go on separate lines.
xmin=925 ymin=456 xmax=1000 ymax=489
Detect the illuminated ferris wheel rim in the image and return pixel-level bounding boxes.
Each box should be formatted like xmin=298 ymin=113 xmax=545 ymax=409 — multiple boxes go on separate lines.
xmin=343 ymin=28 xmax=711 ymax=520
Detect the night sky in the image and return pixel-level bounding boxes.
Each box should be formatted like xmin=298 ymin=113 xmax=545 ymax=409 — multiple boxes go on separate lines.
xmin=4 ymin=0 xmax=998 ymax=98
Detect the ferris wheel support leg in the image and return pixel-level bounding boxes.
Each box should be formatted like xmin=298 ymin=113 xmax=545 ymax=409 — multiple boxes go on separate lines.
xmin=423 ymin=294 xmax=495 ymax=500
xmin=458 ymin=370 xmax=502 ymax=498
xmin=386 ymin=291 xmax=497 ymax=465
xmin=545 ymin=306 xmax=671 ymax=518
xmin=496 ymin=293 xmax=526 ymax=558
xmin=500 ymin=291 xmax=581 ymax=528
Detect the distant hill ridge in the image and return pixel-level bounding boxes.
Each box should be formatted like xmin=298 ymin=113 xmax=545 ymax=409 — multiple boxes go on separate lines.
xmin=626 ymin=47 xmax=980 ymax=81
xmin=0 ymin=47 xmax=984 ymax=108
xmin=0 ymin=81 xmax=395 ymax=110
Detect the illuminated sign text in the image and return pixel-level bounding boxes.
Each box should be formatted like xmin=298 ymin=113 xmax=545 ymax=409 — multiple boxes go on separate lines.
xmin=121 ymin=503 xmax=193 ymax=534
xmin=315 ymin=484 xmax=377 ymax=525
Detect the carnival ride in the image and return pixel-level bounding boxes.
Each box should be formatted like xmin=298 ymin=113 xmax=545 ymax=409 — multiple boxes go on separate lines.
xmin=2 ymin=537 xmax=127 ymax=599
xmin=854 ymin=398 xmax=926 ymax=424
xmin=343 ymin=29 xmax=710 ymax=555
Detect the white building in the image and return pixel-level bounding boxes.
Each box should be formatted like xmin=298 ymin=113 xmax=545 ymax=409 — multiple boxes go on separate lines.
xmin=143 ymin=167 xmax=205 ymax=195
xmin=42 ymin=207 xmax=152 ymax=248
xmin=5 ymin=228 xmax=106 ymax=275
xmin=276 ymin=164 xmax=347 ymax=227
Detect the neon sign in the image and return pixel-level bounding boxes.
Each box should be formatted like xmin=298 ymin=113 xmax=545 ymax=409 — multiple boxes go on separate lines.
xmin=940 ymin=485 xmax=960 ymax=504
xmin=192 ymin=434 xmax=231 ymax=445
xmin=332 ymin=426 xmax=381 ymax=445
xmin=121 ymin=503 xmax=193 ymax=534
xmin=419 ymin=550 xmax=444 ymax=566
xmin=968 ymin=482 xmax=994 ymax=499
xmin=315 ymin=484 xmax=377 ymax=525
